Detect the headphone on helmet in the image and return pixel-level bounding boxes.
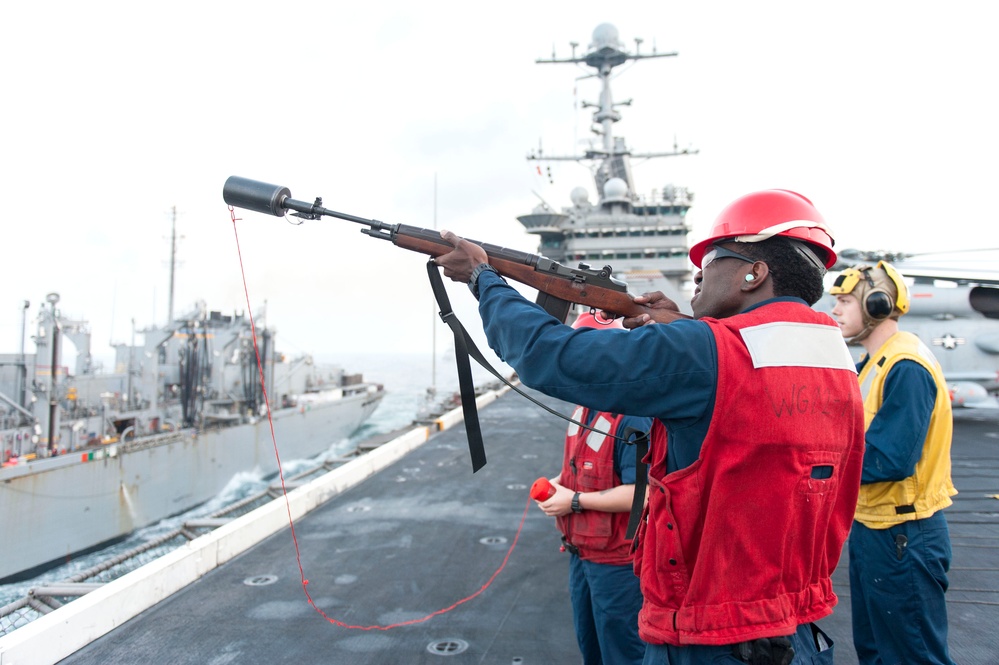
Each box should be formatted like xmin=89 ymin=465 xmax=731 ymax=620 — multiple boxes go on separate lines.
xmin=830 ymin=261 xmax=909 ymax=321
xmin=859 ymin=269 xmax=895 ymax=320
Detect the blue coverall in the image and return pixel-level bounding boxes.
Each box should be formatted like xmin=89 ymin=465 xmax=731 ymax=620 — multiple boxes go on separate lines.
xmin=849 ymin=359 xmax=956 ymax=665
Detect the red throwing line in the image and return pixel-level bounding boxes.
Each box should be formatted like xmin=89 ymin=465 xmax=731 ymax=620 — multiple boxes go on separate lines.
xmin=229 ymin=207 xmax=531 ymax=629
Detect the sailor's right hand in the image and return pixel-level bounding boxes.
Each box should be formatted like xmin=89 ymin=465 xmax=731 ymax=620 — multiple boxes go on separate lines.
xmin=537 ymin=482 xmax=573 ymax=517
xmin=435 ymin=230 xmax=489 ymax=283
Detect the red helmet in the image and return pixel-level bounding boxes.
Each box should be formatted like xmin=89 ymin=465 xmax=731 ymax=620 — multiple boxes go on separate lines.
xmin=689 ymin=190 xmax=837 ymax=269
xmin=572 ymin=311 xmax=624 ymax=330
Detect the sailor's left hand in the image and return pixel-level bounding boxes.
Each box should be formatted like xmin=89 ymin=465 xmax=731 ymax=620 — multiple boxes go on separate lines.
xmin=605 ymin=291 xmax=685 ymax=328
xmin=435 ymin=230 xmax=489 ymax=283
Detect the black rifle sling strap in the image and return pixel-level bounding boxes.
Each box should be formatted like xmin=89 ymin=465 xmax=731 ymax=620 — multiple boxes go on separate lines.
xmin=426 ymin=260 xmax=488 ymax=472
xmin=622 ymin=426 xmax=650 ymax=540
xmin=425 ymin=260 xmax=639 ymax=472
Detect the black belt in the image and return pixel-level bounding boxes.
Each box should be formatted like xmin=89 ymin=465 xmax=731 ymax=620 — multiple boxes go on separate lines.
xmin=731 ymin=636 xmax=795 ymax=665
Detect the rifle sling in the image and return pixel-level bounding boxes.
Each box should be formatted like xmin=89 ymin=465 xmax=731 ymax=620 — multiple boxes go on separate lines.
xmin=426 ymin=260 xmax=488 ymax=472
xmin=622 ymin=427 xmax=650 ymax=540
xmin=425 ymin=260 xmax=645 ymax=473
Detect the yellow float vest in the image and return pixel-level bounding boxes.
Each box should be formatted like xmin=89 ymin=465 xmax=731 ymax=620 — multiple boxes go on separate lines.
xmin=856 ymin=331 xmax=957 ymax=527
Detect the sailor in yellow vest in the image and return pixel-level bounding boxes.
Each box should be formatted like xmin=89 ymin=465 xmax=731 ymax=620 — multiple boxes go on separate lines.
xmin=830 ymin=261 xmax=958 ymax=665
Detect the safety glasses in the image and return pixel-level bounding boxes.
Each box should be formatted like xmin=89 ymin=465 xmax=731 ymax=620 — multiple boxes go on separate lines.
xmin=701 ymin=245 xmax=757 ymax=269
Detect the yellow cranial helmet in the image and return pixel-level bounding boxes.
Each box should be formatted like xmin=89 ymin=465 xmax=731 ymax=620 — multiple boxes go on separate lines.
xmin=830 ymin=261 xmax=910 ymax=335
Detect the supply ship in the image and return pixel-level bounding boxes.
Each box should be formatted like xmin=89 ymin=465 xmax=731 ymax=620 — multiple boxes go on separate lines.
xmin=0 ymin=294 xmax=384 ymax=583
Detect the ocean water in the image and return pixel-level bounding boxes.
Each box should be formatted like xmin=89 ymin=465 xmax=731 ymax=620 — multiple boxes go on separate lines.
xmin=0 ymin=351 xmax=507 ymax=613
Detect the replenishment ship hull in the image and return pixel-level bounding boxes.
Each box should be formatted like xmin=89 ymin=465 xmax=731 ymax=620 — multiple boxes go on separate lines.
xmin=0 ymin=298 xmax=384 ymax=583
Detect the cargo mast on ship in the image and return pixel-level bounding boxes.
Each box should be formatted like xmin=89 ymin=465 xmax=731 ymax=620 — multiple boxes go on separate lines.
xmin=518 ymin=23 xmax=698 ymax=310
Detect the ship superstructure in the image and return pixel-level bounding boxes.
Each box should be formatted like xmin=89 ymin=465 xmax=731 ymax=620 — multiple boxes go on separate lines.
xmin=518 ymin=23 xmax=697 ymax=308
xmin=0 ymin=296 xmax=384 ymax=582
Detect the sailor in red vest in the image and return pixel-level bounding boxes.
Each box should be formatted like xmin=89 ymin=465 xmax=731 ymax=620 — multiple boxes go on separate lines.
xmin=830 ymin=262 xmax=957 ymax=665
xmin=534 ymin=310 xmax=651 ymax=665
xmin=435 ymin=189 xmax=865 ymax=664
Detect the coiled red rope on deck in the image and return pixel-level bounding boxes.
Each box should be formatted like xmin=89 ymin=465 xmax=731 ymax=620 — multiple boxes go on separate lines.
xmin=229 ymin=207 xmax=530 ymax=629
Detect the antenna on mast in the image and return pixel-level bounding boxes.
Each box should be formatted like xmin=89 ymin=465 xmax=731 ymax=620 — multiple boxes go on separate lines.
xmin=168 ymin=206 xmax=177 ymax=323
xmin=166 ymin=206 xmax=185 ymax=324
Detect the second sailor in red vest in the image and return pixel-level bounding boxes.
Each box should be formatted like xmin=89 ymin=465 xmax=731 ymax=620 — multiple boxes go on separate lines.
xmin=535 ymin=311 xmax=651 ymax=665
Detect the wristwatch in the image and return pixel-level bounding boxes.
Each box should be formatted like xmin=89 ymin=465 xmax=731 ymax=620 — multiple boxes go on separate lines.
xmin=469 ymin=263 xmax=500 ymax=299
xmin=571 ymin=492 xmax=583 ymax=514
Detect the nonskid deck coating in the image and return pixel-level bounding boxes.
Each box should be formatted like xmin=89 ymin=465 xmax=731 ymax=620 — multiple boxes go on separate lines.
xmin=60 ymin=391 xmax=999 ymax=664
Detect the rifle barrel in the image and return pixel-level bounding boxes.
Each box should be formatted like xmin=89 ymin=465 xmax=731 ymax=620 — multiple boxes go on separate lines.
xmin=223 ymin=175 xmax=691 ymax=323
xmin=223 ymin=175 xmax=394 ymax=231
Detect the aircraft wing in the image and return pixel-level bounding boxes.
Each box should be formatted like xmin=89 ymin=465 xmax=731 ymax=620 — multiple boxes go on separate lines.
xmin=894 ymin=265 xmax=999 ymax=286
xmin=837 ymin=249 xmax=999 ymax=285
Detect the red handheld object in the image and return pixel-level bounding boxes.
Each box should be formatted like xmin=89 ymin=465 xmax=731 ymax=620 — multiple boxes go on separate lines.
xmin=530 ymin=477 xmax=556 ymax=501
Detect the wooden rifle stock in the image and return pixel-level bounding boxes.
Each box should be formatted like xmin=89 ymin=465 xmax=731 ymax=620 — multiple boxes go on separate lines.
xmin=385 ymin=224 xmax=690 ymax=323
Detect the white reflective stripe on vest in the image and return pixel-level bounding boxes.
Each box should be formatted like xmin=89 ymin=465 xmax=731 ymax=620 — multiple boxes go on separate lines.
xmin=585 ymin=415 xmax=613 ymax=452
xmin=566 ymin=406 xmax=585 ymax=437
xmin=859 ymin=363 xmax=877 ymax=400
xmin=740 ymin=322 xmax=857 ymax=371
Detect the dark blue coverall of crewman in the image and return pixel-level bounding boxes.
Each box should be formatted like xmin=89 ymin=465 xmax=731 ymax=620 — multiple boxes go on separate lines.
xmin=474 ymin=270 xmax=832 ymax=665
xmin=567 ymin=412 xmax=650 ymax=665
xmin=849 ymin=359 xmax=956 ymax=665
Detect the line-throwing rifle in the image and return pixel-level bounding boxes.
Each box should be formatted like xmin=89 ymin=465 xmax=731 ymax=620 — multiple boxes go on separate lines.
xmin=223 ymin=176 xmax=689 ymax=473
xmin=222 ymin=176 xmax=690 ymax=325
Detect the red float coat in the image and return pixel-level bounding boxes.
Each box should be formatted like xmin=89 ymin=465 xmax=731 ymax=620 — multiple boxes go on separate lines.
xmin=556 ymin=407 xmax=634 ymax=565
xmin=633 ymin=301 xmax=865 ymax=646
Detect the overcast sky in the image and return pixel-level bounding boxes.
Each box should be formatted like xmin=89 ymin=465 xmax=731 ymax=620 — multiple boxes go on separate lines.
xmin=3 ymin=1 xmax=997 ymax=372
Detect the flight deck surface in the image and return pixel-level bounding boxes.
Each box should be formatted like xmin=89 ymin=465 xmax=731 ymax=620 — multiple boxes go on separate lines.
xmin=60 ymin=391 xmax=999 ymax=664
